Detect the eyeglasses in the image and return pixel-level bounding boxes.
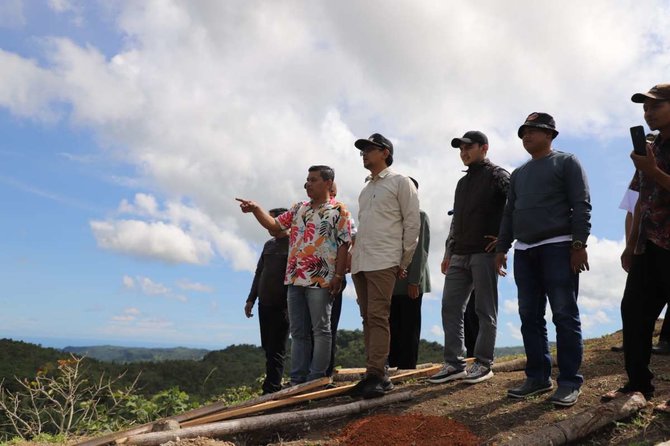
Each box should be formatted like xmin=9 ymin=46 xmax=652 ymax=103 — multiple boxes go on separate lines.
xmin=359 ymin=147 xmax=384 ymax=156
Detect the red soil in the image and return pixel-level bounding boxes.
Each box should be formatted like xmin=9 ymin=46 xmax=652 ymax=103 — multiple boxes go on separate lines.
xmin=335 ymin=413 xmax=481 ymax=446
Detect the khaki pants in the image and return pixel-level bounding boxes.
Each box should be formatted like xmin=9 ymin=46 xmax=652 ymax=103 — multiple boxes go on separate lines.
xmin=352 ymin=266 xmax=398 ymax=378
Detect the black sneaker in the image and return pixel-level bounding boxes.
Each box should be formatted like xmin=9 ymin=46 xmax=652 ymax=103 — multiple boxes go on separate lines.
xmin=463 ymin=362 xmax=493 ymax=384
xmin=427 ymin=365 xmax=467 ymax=384
xmin=348 ymin=375 xmax=370 ymax=397
xmin=382 ymin=376 xmax=394 ymax=392
xmin=362 ymin=375 xmax=385 ymax=399
xmin=549 ymin=386 xmax=581 ymax=407
xmin=507 ymin=379 xmax=553 ymax=398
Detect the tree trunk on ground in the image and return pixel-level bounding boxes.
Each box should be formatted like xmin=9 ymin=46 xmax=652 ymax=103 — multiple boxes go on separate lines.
xmin=500 ymin=392 xmax=647 ymax=446
xmin=126 ymin=390 xmax=414 ymax=446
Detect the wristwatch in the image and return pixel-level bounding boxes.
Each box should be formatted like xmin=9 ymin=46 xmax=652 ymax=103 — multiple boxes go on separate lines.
xmin=571 ymin=240 xmax=586 ymax=250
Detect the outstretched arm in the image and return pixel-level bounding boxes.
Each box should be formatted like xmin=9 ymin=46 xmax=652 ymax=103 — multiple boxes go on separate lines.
xmin=235 ymin=198 xmax=281 ymax=232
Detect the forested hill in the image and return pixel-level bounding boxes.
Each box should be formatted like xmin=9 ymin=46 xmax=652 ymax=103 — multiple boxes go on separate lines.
xmin=63 ymin=345 xmax=209 ymax=363
xmin=0 ymin=333 xmax=526 ymax=402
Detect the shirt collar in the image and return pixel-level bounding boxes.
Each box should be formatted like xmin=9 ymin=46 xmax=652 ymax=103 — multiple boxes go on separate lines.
xmin=365 ymin=167 xmax=391 ymax=182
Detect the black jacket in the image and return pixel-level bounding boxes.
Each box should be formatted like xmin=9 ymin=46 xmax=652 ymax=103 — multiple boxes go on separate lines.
xmin=247 ymin=236 xmax=289 ymax=308
xmin=448 ymin=159 xmax=510 ymax=255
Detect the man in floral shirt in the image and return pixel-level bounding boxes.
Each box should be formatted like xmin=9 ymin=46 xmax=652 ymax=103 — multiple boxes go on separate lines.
xmin=237 ymin=165 xmax=353 ymax=385
xmin=603 ymin=84 xmax=670 ymax=413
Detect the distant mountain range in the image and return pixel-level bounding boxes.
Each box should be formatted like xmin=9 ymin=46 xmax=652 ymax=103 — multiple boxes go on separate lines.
xmin=63 ymin=345 xmax=210 ymax=363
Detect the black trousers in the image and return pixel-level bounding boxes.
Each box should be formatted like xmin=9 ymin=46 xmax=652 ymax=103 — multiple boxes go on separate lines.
xmin=325 ymin=278 xmax=345 ymax=376
xmin=622 ymin=242 xmax=670 ymax=394
xmin=388 ymin=293 xmax=423 ymax=369
xmin=464 ymin=291 xmax=479 ymax=358
xmin=258 ymin=304 xmax=290 ymax=394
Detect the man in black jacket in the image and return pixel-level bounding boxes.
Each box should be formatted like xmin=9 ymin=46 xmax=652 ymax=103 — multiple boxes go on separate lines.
xmin=429 ymin=131 xmax=509 ymax=385
xmin=245 ymin=208 xmax=290 ymax=394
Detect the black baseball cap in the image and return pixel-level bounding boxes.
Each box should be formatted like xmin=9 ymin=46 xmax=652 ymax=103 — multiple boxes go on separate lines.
xmin=631 ymin=84 xmax=670 ymax=103
xmin=354 ymin=133 xmax=394 ymax=154
xmin=451 ymin=130 xmax=488 ymax=148
xmin=517 ymin=112 xmax=559 ymax=139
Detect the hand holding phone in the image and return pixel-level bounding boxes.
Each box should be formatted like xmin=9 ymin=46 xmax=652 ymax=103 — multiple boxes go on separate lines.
xmin=630 ymin=125 xmax=647 ymax=156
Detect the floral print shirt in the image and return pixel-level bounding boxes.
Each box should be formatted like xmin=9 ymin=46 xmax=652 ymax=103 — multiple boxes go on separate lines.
xmin=276 ymin=200 xmax=352 ymax=288
xmin=637 ymin=136 xmax=670 ymax=252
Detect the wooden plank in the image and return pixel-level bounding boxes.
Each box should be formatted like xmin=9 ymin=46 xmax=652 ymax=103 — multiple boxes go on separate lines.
xmin=182 ymin=365 xmax=441 ymax=428
xmin=126 ymin=391 xmax=415 ymax=446
xmin=80 ymin=378 xmax=331 ymax=446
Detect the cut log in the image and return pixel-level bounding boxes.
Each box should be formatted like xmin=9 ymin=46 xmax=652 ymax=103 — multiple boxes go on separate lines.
xmin=334 ymin=362 xmax=456 ymax=382
xmin=493 ymin=355 xmax=557 ymax=373
xmin=82 ymin=377 xmax=330 ymax=446
xmin=500 ymin=392 xmax=647 ymax=446
xmin=126 ymin=390 xmax=414 ymax=445
xmin=182 ymin=365 xmax=442 ymax=428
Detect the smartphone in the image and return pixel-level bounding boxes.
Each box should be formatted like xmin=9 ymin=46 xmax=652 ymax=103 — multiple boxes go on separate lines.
xmin=630 ymin=125 xmax=647 ymax=156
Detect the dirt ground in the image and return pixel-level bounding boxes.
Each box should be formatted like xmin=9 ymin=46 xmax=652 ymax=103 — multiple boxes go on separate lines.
xmin=61 ymin=324 xmax=670 ymax=446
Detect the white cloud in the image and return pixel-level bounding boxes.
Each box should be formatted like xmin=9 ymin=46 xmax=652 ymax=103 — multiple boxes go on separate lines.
xmin=176 ymin=279 xmax=214 ymax=293
xmin=90 ymin=219 xmax=213 ymax=265
xmin=578 ymin=236 xmax=627 ymax=311
xmin=122 ymin=275 xmax=135 ymax=289
xmin=430 ymin=325 xmax=444 ymax=338
xmin=2 ymin=0 xmax=670 ymax=279
xmin=581 ymin=310 xmax=612 ymax=331
xmin=502 ymin=299 xmax=518 ymax=315
xmin=122 ymin=275 xmax=188 ymax=302
xmin=506 ymin=322 xmax=523 ymax=341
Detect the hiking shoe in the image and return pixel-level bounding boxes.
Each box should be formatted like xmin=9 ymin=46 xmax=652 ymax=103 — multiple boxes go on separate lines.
xmin=348 ymin=375 xmax=370 ymax=397
xmin=362 ymin=374 xmax=385 ymax=399
xmin=463 ymin=362 xmax=493 ymax=384
xmin=507 ymin=379 xmax=553 ymax=398
xmin=427 ymin=364 xmax=467 ymax=384
xmin=549 ymin=386 xmax=581 ymax=407
xmin=601 ymin=384 xmax=653 ymax=402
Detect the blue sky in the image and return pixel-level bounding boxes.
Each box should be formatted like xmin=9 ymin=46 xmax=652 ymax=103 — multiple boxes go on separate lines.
xmin=0 ymin=0 xmax=668 ymax=351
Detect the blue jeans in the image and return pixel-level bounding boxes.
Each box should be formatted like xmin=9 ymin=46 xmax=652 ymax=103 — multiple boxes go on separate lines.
xmin=514 ymin=242 xmax=583 ymax=388
xmin=287 ymin=285 xmax=332 ymax=384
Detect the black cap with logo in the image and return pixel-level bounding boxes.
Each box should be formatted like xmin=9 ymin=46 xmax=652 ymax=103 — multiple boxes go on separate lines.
xmin=354 ymin=133 xmax=394 ymax=154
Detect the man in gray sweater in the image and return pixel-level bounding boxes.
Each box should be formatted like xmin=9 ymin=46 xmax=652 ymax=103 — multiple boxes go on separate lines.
xmin=495 ymin=112 xmax=591 ymax=407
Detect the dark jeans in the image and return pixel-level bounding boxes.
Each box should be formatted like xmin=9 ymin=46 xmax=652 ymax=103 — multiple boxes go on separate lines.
xmin=622 ymin=242 xmax=670 ymax=394
xmin=258 ymin=304 xmax=290 ymax=393
xmin=389 ymin=293 xmax=423 ymax=369
xmin=464 ymin=291 xmax=479 ymax=358
xmin=514 ymin=242 xmax=583 ymax=388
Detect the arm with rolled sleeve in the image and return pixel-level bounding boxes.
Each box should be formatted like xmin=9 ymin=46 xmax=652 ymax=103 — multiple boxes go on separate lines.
xmin=564 ymin=155 xmax=592 ymax=243
xmin=398 ymin=176 xmax=421 ymax=269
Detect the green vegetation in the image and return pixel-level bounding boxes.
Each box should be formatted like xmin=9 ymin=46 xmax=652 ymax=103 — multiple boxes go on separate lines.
xmin=0 ymin=333 xmax=529 ymax=442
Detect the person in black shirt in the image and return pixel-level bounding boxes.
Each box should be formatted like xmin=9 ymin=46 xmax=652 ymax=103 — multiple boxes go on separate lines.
xmin=245 ymin=207 xmax=290 ymax=394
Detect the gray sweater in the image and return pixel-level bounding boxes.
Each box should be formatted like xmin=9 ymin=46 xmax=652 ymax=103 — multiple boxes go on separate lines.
xmin=496 ymin=150 xmax=591 ymax=252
